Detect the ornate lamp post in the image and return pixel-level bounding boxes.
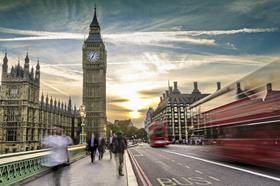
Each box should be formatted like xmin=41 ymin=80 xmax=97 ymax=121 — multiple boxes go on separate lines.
xmin=79 ymin=105 xmax=86 ymax=144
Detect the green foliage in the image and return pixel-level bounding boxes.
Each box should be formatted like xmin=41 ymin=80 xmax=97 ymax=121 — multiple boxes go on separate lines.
xmin=107 ymin=124 xmax=147 ymax=140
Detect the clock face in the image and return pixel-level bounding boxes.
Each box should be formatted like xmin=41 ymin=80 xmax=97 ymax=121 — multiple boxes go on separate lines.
xmin=87 ymin=50 xmax=100 ymax=62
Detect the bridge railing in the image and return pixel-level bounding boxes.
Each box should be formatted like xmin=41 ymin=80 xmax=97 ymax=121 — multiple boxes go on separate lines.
xmin=0 ymin=145 xmax=87 ymax=186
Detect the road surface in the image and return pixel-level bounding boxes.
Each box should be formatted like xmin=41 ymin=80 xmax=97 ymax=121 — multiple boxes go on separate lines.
xmin=129 ymin=143 xmax=280 ymax=186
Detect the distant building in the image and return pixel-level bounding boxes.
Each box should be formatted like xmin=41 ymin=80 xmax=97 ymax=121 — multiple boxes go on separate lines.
xmin=151 ymin=81 xmax=213 ymax=141
xmin=0 ymin=53 xmax=80 ymax=154
xmin=144 ymin=108 xmax=154 ymax=129
xmin=114 ymin=119 xmax=133 ymax=128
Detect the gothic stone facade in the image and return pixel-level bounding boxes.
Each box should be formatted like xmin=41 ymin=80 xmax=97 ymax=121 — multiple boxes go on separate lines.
xmin=82 ymin=7 xmax=107 ymax=138
xmin=0 ymin=53 xmax=80 ymax=154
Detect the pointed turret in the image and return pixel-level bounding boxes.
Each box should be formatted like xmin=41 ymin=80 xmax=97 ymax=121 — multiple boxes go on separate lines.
xmin=3 ymin=52 xmax=8 ymax=64
xmin=11 ymin=66 xmax=15 ymax=76
xmin=46 ymin=94 xmax=49 ymax=106
xmin=35 ymin=59 xmax=40 ymax=85
xmin=16 ymin=59 xmax=21 ymax=77
xmin=23 ymin=53 xmax=30 ymax=80
xmin=30 ymin=66 xmax=34 ymax=79
xmin=24 ymin=52 xmax=29 ymax=68
xmin=68 ymin=96 xmax=72 ymax=112
xmin=86 ymin=4 xmax=102 ymax=43
xmin=2 ymin=52 xmax=8 ymax=80
xmin=90 ymin=4 xmax=100 ymax=28
xmin=41 ymin=93 xmax=44 ymax=107
xmin=50 ymin=96 xmax=53 ymax=106
xmin=36 ymin=59 xmax=40 ymax=70
xmin=41 ymin=92 xmax=44 ymax=102
xmin=61 ymin=102 xmax=64 ymax=113
xmin=54 ymin=98 xmax=57 ymax=111
xmin=74 ymin=104 xmax=77 ymax=116
xmin=58 ymin=100 xmax=61 ymax=112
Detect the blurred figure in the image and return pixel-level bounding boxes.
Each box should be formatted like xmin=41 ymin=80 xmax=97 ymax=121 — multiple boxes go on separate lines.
xmin=42 ymin=128 xmax=71 ymax=186
xmin=107 ymin=133 xmax=115 ymax=159
xmin=87 ymin=133 xmax=98 ymax=163
xmin=62 ymin=131 xmax=73 ymax=165
xmin=98 ymin=136 xmax=106 ymax=160
xmin=112 ymin=131 xmax=127 ymax=176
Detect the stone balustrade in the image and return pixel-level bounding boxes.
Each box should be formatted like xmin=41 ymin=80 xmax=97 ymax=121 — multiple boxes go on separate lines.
xmin=0 ymin=145 xmax=87 ymax=186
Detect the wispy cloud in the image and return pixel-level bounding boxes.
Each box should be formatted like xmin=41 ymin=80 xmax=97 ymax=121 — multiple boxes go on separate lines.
xmin=181 ymin=28 xmax=278 ymax=36
xmin=105 ymin=32 xmax=216 ymax=46
xmin=0 ymin=27 xmax=278 ymax=46
xmin=41 ymin=80 xmax=69 ymax=96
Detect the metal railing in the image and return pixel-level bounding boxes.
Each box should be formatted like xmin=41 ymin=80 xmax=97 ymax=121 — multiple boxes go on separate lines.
xmin=0 ymin=145 xmax=87 ymax=186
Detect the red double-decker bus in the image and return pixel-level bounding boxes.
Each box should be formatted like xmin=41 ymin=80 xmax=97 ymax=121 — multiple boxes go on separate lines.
xmin=188 ymin=61 xmax=280 ymax=168
xmin=148 ymin=120 xmax=170 ymax=147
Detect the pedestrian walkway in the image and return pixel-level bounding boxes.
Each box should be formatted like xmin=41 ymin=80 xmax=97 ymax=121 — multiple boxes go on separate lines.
xmin=23 ymin=152 xmax=130 ymax=186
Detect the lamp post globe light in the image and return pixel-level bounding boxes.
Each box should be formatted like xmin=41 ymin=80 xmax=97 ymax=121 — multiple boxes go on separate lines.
xmin=79 ymin=105 xmax=86 ymax=144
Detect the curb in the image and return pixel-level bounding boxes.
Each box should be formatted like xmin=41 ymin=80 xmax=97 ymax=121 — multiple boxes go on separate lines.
xmin=128 ymin=150 xmax=152 ymax=186
xmin=125 ymin=150 xmax=138 ymax=186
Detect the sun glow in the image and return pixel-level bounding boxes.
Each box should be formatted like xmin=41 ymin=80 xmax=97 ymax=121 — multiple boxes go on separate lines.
xmin=129 ymin=111 xmax=141 ymax=119
xmin=108 ymin=82 xmax=162 ymax=119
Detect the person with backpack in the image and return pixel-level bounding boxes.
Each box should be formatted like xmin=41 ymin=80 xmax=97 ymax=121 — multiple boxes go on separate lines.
xmin=112 ymin=131 xmax=127 ymax=176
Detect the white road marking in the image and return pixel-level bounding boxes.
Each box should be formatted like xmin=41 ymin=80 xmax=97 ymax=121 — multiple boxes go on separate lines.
xmin=195 ymin=170 xmax=203 ymax=174
xmin=209 ymin=176 xmax=221 ymax=182
xmin=162 ymin=150 xmax=280 ymax=182
xmin=133 ymin=148 xmax=144 ymax=157
xmin=177 ymin=163 xmax=183 ymax=166
xmin=185 ymin=165 xmax=190 ymax=169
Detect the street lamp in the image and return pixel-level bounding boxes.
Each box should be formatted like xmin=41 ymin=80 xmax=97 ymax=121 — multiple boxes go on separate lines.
xmin=79 ymin=105 xmax=86 ymax=144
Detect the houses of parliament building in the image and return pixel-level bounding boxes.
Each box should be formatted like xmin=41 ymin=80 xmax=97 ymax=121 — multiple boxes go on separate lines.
xmin=0 ymin=6 xmax=107 ymax=154
xmin=0 ymin=53 xmax=80 ymax=153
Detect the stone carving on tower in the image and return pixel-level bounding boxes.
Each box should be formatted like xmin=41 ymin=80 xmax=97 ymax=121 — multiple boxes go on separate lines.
xmin=82 ymin=5 xmax=107 ymax=137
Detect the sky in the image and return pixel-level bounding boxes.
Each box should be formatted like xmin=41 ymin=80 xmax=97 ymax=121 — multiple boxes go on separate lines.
xmin=0 ymin=0 xmax=279 ymax=127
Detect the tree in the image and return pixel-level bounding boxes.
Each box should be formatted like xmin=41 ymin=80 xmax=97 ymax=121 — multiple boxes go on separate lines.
xmin=137 ymin=128 xmax=147 ymax=140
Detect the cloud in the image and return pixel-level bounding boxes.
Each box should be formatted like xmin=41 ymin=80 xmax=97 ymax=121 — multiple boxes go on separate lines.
xmin=105 ymin=32 xmax=216 ymax=46
xmin=227 ymin=0 xmax=269 ymax=14
xmin=138 ymin=88 xmax=166 ymax=98
xmin=0 ymin=1 xmax=27 ymax=11
xmin=107 ymin=103 xmax=134 ymax=112
xmin=108 ymin=97 xmax=130 ymax=103
xmin=41 ymin=80 xmax=69 ymax=96
xmin=183 ymin=28 xmax=278 ymax=36
xmin=0 ymin=27 xmax=277 ymax=47
xmin=0 ymin=27 xmax=215 ymax=46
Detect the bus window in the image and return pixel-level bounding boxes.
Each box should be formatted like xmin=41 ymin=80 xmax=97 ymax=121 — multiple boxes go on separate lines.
xmin=155 ymin=128 xmax=164 ymax=137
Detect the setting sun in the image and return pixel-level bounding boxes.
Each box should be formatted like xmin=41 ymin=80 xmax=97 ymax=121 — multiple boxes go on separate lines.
xmin=129 ymin=111 xmax=141 ymax=119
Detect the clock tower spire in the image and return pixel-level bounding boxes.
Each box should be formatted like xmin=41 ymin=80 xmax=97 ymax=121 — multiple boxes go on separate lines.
xmin=90 ymin=4 xmax=99 ymax=28
xmin=82 ymin=4 xmax=107 ymax=138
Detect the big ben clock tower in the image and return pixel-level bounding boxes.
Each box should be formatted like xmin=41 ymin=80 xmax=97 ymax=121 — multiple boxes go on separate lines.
xmin=82 ymin=5 xmax=107 ymax=137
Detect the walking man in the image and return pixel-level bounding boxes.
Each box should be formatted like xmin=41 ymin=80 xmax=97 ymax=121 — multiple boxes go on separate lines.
xmin=112 ymin=131 xmax=127 ymax=176
xmin=87 ymin=133 xmax=98 ymax=163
